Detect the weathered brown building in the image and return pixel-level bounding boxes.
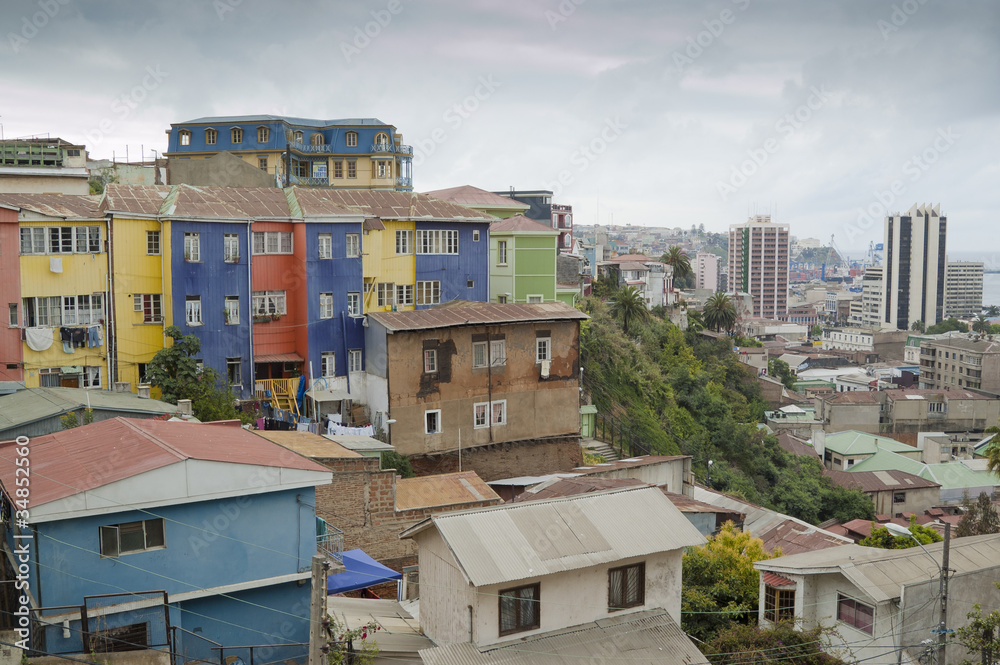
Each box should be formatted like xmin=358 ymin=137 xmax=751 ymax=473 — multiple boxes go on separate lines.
xmin=364 ymin=301 xmax=588 ymax=479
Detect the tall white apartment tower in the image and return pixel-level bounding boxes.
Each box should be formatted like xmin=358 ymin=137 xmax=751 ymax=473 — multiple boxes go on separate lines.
xmin=728 ymin=215 xmax=789 ymax=319
xmin=883 ymin=203 xmax=947 ymax=331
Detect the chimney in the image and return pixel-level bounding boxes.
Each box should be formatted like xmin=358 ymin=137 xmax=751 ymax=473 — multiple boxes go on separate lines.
xmin=178 ymin=399 xmax=192 ymax=416
xmin=812 ymin=427 xmax=826 ymax=462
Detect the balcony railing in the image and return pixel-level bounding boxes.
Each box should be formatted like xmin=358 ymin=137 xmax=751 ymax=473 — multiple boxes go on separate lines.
xmin=396 ymin=175 xmax=413 ymax=189
xmin=317 ymin=518 xmax=344 ymax=563
xmin=371 ymin=143 xmax=414 ymax=155
xmin=288 ymin=174 xmax=329 ymax=187
xmin=288 ymin=141 xmax=333 ymax=153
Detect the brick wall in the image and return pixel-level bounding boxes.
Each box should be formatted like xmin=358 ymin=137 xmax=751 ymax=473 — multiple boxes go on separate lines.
xmin=408 ymin=437 xmax=583 ymax=482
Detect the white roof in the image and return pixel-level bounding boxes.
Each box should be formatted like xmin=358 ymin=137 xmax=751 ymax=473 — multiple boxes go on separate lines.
xmin=402 ymin=486 xmax=705 ymax=587
xmin=779 ymin=404 xmax=806 ymax=414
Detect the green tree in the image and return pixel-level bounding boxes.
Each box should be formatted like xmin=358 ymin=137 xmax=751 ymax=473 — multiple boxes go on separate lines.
xmin=60 ymin=408 xmax=95 ymax=429
xmin=704 ymin=293 xmax=737 ymax=333
xmin=609 ymin=285 xmax=650 ymax=336
xmin=147 ymin=326 xmax=245 ymax=423
xmin=590 ymin=275 xmax=617 ymax=299
xmin=911 ymin=320 xmax=925 ymax=332
xmin=973 ymin=314 xmax=992 ymax=334
xmin=704 ymin=622 xmax=848 ymax=665
xmin=811 ymin=324 xmax=823 ymax=339
xmin=662 ymin=245 xmax=692 ymax=281
xmin=381 ymin=451 xmax=416 ymax=478
xmin=926 ymin=317 xmax=969 ymax=334
xmin=768 ymin=358 xmax=796 ymax=390
xmin=682 ymin=522 xmax=777 ymax=642
xmin=955 ymin=597 xmax=1000 ymax=665
xmin=686 ymin=308 xmax=705 ymax=332
xmin=859 ymin=518 xmax=943 ymax=549
xmin=987 ymin=305 xmax=1000 ymax=317
xmin=988 ymin=441 xmax=1000 ymax=476
xmin=955 ymin=491 xmax=1000 ymax=537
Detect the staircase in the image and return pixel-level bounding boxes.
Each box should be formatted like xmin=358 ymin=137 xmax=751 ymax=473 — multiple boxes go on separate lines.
xmin=581 ymin=437 xmax=619 ymax=462
xmin=254 ymin=377 xmax=301 ymax=419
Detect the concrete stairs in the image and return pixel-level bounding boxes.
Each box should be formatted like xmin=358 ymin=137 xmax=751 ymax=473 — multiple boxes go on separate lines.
xmin=581 ymin=437 xmax=619 ymax=462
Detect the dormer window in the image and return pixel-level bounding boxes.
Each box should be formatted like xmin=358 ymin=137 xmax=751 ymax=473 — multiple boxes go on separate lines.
xmin=374 ymin=132 xmax=389 ymax=149
xmin=311 ymin=133 xmax=325 ymax=146
xmin=205 ymin=128 xmax=217 ymax=145
xmin=179 ymin=130 xmax=190 ymax=146
xmin=293 ymin=130 xmax=303 ymax=143
xmin=346 ymin=131 xmax=358 ymax=147
xmin=231 ymin=127 xmax=243 ymax=144
xmin=257 ymin=126 xmax=269 ymax=143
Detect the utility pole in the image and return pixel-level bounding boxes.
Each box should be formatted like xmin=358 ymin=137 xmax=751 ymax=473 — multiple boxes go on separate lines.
xmin=938 ymin=522 xmax=951 ymax=665
xmin=308 ymin=555 xmax=328 ymax=665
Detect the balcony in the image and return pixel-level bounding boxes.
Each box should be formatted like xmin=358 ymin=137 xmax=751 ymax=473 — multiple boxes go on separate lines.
xmin=370 ymin=143 xmax=414 ymax=155
xmin=288 ymin=174 xmax=329 ymax=187
xmin=317 ymin=518 xmax=344 ymax=563
xmin=289 ymin=141 xmax=333 ymax=154
xmin=396 ymin=175 xmax=413 ymax=189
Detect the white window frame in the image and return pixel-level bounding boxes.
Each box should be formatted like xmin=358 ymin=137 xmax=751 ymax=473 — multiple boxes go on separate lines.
xmin=184 ymin=232 xmax=201 ymax=262
xmin=416 ymin=229 xmax=459 ymax=255
xmin=134 ymin=294 xmax=163 ymax=323
xmin=347 ymin=292 xmax=361 ymax=317
xmin=319 ymin=292 xmax=334 ymax=319
xmin=179 ymin=130 xmax=190 ymax=146
xmin=474 ymin=402 xmax=488 ymax=428
xmin=424 ymin=349 xmax=438 ymax=373
xmin=224 ymin=233 xmax=239 ymax=263
xmin=318 ymin=233 xmax=332 ymax=260
xmin=252 ymin=290 xmax=287 ymax=316
xmin=490 ymin=339 xmax=506 ymax=366
xmin=536 ymin=337 xmax=551 ymax=363
xmin=395 ymin=230 xmax=412 ymax=255
xmin=473 ymin=230 xmax=480 ymax=242
xmin=377 ymin=283 xmax=394 ymax=308
xmin=147 ymin=230 xmax=161 ymax=256
xmin=348 ymin=349 xmax=362 ymax=373
xmin=227 ymin=357 xmax=242 ymax=387
xmin=321 ymin=352 xmax=336 ymax=378
xmin=497 ymin=240 xmax=508 ymax=266
xmin=185 ymin=296 xmax=203 ymax=326
xmin=82 ymin=366 xmax=102 ymax=389
xmin=396 ymin=284 xmax=414 ymax=306
xmin=416 ymin=280 xmax=440 ymax=306
xmin=22 ymin=296 xmax=59 ymax=327
xmin=61 ymin=294 xmax=104 ymax=326
xmin=19 ymin=228 xmax=45 ymax=254
xmin=527 ymin=294 xmax=543 ymax=303
xmin=346 ymin=233 xmax=360 ymax=258
xmin=224 ymin=296 xmax=239 ymax=325
xmin=75 ymin=226 xmax=101 ymax=253
xmin=473 ymin=341 xmax=487 ymax=369
xmin=424 ymin=409 xmax=441 ymax=434
xmin=491 ymin=400 xmax=507 ymax=426
xmin=252 ymin=231 xmax=293 ymax=255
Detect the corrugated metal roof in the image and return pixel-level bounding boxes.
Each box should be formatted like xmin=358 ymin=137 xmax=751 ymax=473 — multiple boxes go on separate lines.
xmin=403 ymin=487 xmax=704 ymax=587
xmin=291 ymin=188 xmax=495 ymax=222
xmin=0 ymin=417 xmax=330 ymax=507
xmin=757 ymin=533 xmax=1000 ymax=603
xmin=419 ymin=609 xmax=704 ymax=665
xmin=572 ymin=455 xmax=689 ymax=475
xmin=253 ymin=352 xmax=304 ymax=363
xmin=489 ymin=214 xmax=558 ymax=234
xmin=369 ymin=300 xmax=587 ymax=332
xmin=824 ymin=468 xmax=939 ymax=492
xmin=0 ymin=387 xmax=180 ymax=432
xmin=513 ymin=477 xmax=645 ymax=502
xmin=101 ymin=184 xmax=172 ymax=215
xmin=824 ymin=430 xmax=914 ymax=455
xmin=0 ymin=193 xmax=101 ymax=218
xmin=255 ymin=430 xmax=361 ymax=459
xmin=762 ymin=572 xmax=795 ymax=587
xmin=424 ymin=185 xmax=530 ymax=210
xmin=395 ymin=471 xmax=501 ymax=510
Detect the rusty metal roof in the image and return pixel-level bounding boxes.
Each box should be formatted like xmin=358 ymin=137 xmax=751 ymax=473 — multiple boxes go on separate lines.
xmin=489 ymin=214 xmax=557 ymax=233
xmin=572 ymin=455 xmax=690 ymax=475
xmin=424 ymin=185 xmax=530 ymax=210
xmin=762 ymin=571 xmax=795 ymax=587
xmin=0 ymin=417 xmax=329 ymax=508
xmin=101 ymin=184 xmax=172 ymax=215
xmin=255 ymin=430 xmax=361 ymax=459
xmin=291 ymin=188 xmax=495 ymax=221
xmin=401 ymin=486 xmax=704 ymax=587
xmin=0 ymin=193 xmax=101 ymax=219
xmin=395 ymin=471 xmax=501 ymax=510
xmin=369 ymin=301 xmax=587 ymax=332
xmin=513 ymin=477 xmax=645 ymax=502
xmin=824 ymin=468 xmax=940 ymax=492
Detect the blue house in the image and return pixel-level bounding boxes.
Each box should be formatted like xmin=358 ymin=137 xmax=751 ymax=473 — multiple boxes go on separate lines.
xmin=0 ymin=418 xmax=336 ymax=663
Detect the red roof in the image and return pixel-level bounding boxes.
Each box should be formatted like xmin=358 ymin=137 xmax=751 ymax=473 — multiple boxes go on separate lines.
xmin=424 ymin=185 xmax=530 ymax=209
xmin=762 ymin=572 xmax=795 ymax=587
xmin=0 ymin=417 xmax=328 ymax=507
xmin=489 ymin=214 xmax=557 ymax=234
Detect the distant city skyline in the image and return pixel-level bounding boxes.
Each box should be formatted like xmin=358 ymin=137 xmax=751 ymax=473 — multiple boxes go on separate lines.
xmin=2 ymin=1 xmax=997 ymax=252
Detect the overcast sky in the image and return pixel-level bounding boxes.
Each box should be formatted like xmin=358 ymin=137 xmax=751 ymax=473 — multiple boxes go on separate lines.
xmin=3 ymin=0 xmax=998 ymax=255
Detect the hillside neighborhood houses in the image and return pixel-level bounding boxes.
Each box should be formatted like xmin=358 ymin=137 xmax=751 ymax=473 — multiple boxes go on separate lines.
xmin=2 ymin=121 xmax=1000 ymax=665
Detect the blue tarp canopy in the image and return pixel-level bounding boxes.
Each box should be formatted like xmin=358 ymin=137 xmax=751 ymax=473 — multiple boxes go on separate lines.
xmin=326 ymin=549 xmax=402 ymax=595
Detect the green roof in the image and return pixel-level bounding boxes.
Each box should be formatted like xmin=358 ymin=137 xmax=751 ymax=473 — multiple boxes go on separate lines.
xmin=824 ymin=430 xmax=915 ymax=456
xmin=0 ymin=387 xmax=181 ymax=434
xmin=849 ymin=449 xmax=998 ymax=490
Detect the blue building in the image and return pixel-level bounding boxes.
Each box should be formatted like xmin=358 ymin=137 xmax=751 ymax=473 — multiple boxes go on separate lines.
xmin=164 ymin=115 xmax=413 ymax=191
xmin=0 ymin=418 xmax=336 ymax=662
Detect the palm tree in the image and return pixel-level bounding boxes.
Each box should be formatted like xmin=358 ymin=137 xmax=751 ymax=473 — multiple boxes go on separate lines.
xmin=661 ymin=246 xmax=692 ymax=281
xmin=686 ymin=308 xmax=705 ymax=332
xmin=986 ymin=441 xmax=1000 ymax=477
xmin=609 ymin=286 xmax=649 ymax=336
xmin=973 ymin=314 xmax=991 ymax=334
xmin=987 ymin=305 xmax=1000 ymax=317
xmin=703 ymin=293 xmax=737 ymax=333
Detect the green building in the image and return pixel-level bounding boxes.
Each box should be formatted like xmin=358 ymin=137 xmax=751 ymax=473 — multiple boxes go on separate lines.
xmin=490 ymin=214 xmax=572 ymax=304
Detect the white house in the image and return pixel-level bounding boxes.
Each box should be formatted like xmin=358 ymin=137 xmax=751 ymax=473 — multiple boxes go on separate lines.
xmin=754 ymin=533 xmax=1000 ymax=665
xmin=403 ymin=486 xmax=706 ymax=664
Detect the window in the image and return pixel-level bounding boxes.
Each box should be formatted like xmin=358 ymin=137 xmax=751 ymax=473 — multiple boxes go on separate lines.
xmin=185 ymin=296 xmax=202 ymax=326
xmin=333 ymin=161 xmax=343 ymax=178
xmin=310 ymin=133 xmax=325 ymax=146
xmin=377 ymin=283 xmax=394 ymax=308
xmin=375 ymin=161 xmax=388 ymax=178
xmin=346 ymin=233 xmax=360 ymax=258
xmin=395 ymin=284 xmax=414 ymax=306
xmin=473 ymin=230 xmax=480 ymax=242
xmin=224 ymin=296 xmax=239 ymax=325
xmin=227 ymin=357 xmax=242 ymax=386
xmin=83 ymin=366 xmax=102 ymax=389
xmin=252 ymin=231 xmax=293 ymax=255
xmin=22 ymin=296 xmax=60 ymax=327
xmin=293 ymin=130 xmax=303 ymax=143
xmin=347 ymin=161 xmax=357 ymax=178
xmin=99 ymin=518 xmax=165 ymax=558
xmin=536 ymin=337 xmax=551 ymax=363
xmin=8 ymin=303 xmax=16 ymax=327
xmin=137 ymin=363 xmax=150 ymax=385
xmin=19 ymin=228 xmax=45 ymax=254
xmin=608 ymin=563 xmax=645 ymax=611
xmin=39 ymin=368 xmax=60 ymax=387
xmin=134 ymin=294 xmax=162 ymax=323
xmin=491 ymin=339 xmax=506 ymax=366
xmin=205 ymin=128 xmax=217 ymax=145
xmin=473 ymin=341 xmax=488 ymax=368
xmin=257 ymin=127 xmax=269 ymax=143
xmin=318 ymin=233 xmax=332 ymax=259
xmin=348 ymin=349 xmax=363 ymax=373
xmin=416 ymin=229 xmax=459 ymax=254
xmin=147 ymin=230 xmax=160 ymax=255
xmin=499 ymin=584 xmax=539 ymax=636
xmin=491 ymin=400 xmax=506 ymax=426
xmin=321 ymin=352 xmax=335 ymax=377
xmin=527 ymin=295 xmax=543 ymax=303
xmin=258 ymin=157 xmax=268 ymax=171
xmin=374 ymin=132 xmax=389 ymax=148
xmin=467 ymin=280 xmax=475 ymax=289
xmin=319 ymin=292 xmax=333 ymax=319
xmin=252 ymin=290 xmax=286 ymax=315
xmin=497 ymin=240 xmax=508 ymax=265
xmin=395 ymin=230 xmax=412 ymax=255
xmin=425 ymin=409 xmax=441 ymax=434
xmin=416 ymin=281 xmax=440 ymax=306
xmin=347 ymin=292 xmax=360 ymax=316
xmin=45 ymin=226 xmax=93 ymax=254
xmin=764 ymin=584 xmax=795 ymax=622
xmin=346 ymin=131 xmax=358 ymax=147
xmin=497 ymin=295 xmax=508 ymax=304
xmin=231 ymin=127 xmax=243 ymax=143
xmin=837 ymin=595 xmax=874 ymax=635
xmin=893 ymin=492 xmax=906 ymax=503
xmin=60 ymin=294 xmax=104 ymax=325
xmin=474 ymin=402 xmax=488 ymax=428
xmin=224 ymin=233 xmax=239 ymax=263
xmin=928 ymin=402 xmax=945 ymax=413
xmin=75 ymin=226 xmax=101 ymax=253
xmin=424 ymin=349 xmax=438 ymax=373
xmin=184 ymin=232 xmax=200 ymax=261
xmin=179 ymin=130 xmax=190 ymax=146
